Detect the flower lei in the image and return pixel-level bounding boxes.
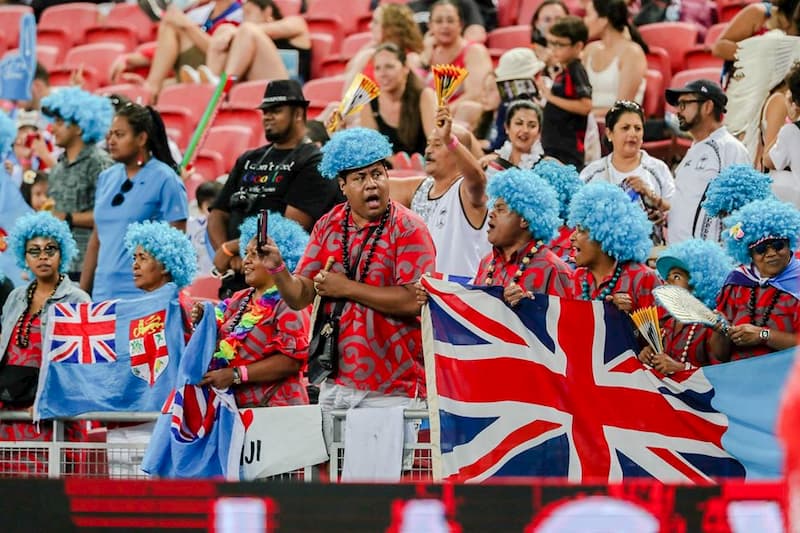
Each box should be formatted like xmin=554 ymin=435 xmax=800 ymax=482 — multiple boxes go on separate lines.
xmin=210 ymin=287 xmax=281 ymax=370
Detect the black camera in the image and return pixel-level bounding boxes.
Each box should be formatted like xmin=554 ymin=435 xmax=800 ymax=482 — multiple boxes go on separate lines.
xmin=230 ymin=189 xmax=257 ymax=212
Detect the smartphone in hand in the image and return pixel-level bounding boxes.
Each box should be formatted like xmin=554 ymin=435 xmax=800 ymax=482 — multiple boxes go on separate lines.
xmin=256 ymin=209 xmax=268 ymax=254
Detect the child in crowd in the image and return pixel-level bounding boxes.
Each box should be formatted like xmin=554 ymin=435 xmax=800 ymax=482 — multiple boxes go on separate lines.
xmin=188 ymin=181 xmax=224 ymax=277
xmin=536 ymin=15 xmax=593 ymax=170
xmin=19 ymin=170 xmax=52 ymax=211
xmin=3 ymin=110 xmax=53 ymax=187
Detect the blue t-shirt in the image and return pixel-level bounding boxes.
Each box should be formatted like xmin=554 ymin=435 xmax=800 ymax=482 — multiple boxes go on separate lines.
xmin=92 ymin=159 xmax=188 ymax=300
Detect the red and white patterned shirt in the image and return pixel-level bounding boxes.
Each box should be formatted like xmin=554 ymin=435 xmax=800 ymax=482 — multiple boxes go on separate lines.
xmin=570 ymin=261 xmax=661 ymax=309
xmin=474 ymin=240 xmax=574 ymax=298
xmin=296 ymin=201 xmax=436 ymax=397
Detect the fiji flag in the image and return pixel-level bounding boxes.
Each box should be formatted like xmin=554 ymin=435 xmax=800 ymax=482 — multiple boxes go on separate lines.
xmin=0 ymin=171 xmax=33 ymax=287
xmin=421 ymin=276 xmax=791 ymax=483
xmin=141 ymin=301 xmax=245 ymax=480
xmin=34 ymin=283 xmax=185 ymax=419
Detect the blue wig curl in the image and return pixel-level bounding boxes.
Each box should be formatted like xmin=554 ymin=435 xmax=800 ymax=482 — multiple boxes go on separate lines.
xmin=239 ymin=212 xmax=309 ymax=272
xmin=487 ymin=168 xmax=560 ymax=242
xmin=124 ymin=221 xmax=197 ymax=289
xmin=701 ymin=164 xmax=774 ymax=217
xmin=723 ymin=198 xmax=800 ymax=265
xmin=9 ymin=212 xmax=77 ymax=274
xmin=567 ymin=182 xmax=653 ymax=263
xmin=656 ymin=239 xmax=734 ymax=307
xmin=318 ymin=127 xmax=393 ymax=179
xmin=533 ymin=159 xmax=583 ymax=223
xmin=41 ymin=87 xmax=113 ymax=144
xmin=0 ymin=110 xmax=15 ymax=159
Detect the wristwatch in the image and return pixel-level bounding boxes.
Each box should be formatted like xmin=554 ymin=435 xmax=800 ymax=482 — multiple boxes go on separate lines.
xmin=232 ymin=367 xmax=242 ymax=385
xmin=759 ymin=328 xmax=771 ymax=343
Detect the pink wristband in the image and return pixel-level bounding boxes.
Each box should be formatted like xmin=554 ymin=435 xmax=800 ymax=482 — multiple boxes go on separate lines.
xmin=238 ymin=365 xmax=249 ymax=383
xmin=446 ymin=135 xmax=459 ymax=151
xmin=267 ymin=263 xmax=287 ymax=275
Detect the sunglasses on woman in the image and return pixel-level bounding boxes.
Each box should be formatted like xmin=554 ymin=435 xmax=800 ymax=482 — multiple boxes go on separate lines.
xmin=749 ymin=238 xmax=789 ymax=255
xmin=111 ymin=179 xmax=134 ymax=207
xmin=26 ymin=244 xmax=59 ymax=258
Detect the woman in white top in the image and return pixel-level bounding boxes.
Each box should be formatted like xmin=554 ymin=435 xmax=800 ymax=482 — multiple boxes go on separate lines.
xmin=580 ymin=101 xmax=674 ymax=244
xmin=481 ymin=100 xmax=544 ymax=177
xmin=583 ymin=0 xmax=648 ymax=118
xmin=765 ymin=63 xmax=800 ymax=208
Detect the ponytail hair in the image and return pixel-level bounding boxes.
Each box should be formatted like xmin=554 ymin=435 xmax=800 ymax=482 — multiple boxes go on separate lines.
xmin=115 ymin=103 xmax=178 ymax=172
xmin=592 ymin=0 xmax=649 ymax=53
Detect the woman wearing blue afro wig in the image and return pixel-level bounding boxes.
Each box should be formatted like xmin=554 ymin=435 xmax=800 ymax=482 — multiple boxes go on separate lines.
xmin=0 ymin=212 xmax=89 ymax=455
xmin=41 ymin=87 xmax=114 ymax=144
xmin=124 ymin=221 xmax=198 ymax=291
xmin=474 ymin=168 xmax=573 ymax=305
xmin=567 ymin=182 xmax=660 ymax=311
xmin=711 ymin=198 xmax=800 ymax=362
xmin=238 ymin=213 xmax=308 ymax=273
xmin=637 ymin=240 xmax=734 ymax=374
xmin=701 ymin=164 xmax=774 ymax=219
xmin=534 ymin=159 xmax=583 ymax=262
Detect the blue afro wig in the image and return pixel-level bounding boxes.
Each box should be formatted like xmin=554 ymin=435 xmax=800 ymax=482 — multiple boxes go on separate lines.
xmin=318 ymin=127 xmax=393 ymax=179
xmin=533 ymin=159 xmax=583 ymax=223
xmin=0 ymin=110 xmax=15 ymax=159
xmin=723 ymin=198 xmax=800 ymax=265
xmin=701 ymin=164 xmax=774 ymax=217
xmin=124 ymin=221 xmax=197 ymax=289
xmin=41 ymin=87 xmax=114 ymax=144
xmin=567 ymin=182 xmax=653 ymax=263
xmin=239 ymin=212 xmax=309 ymax=272
xmin=487 ymin=168 xmax=560 ymax=242
xmin=9 ymin=212 xmax=77 ymax=274
xmin=656 ymin=239 xmax=734 ymax=307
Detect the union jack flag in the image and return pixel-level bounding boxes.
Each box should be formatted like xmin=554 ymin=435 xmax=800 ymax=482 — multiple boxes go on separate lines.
xmin=420 ymin=276 xmax=750 ymax=484
xmin=48 ymin=301 xmax=118 ymax=364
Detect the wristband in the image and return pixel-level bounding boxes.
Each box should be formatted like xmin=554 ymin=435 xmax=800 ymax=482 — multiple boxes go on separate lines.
xmin=238 ymin=365 xmax=249 ymax=383
xmin=267 ymin=263 xmax=287 ymax=275
xmin=221 ymin=242 xmax=235 ymax=257
xmin=64 ymin=212 xmax=74 ymax=229
xmin=231 ymin=366 xmax=242 ymax=385
xmin=446 ymin=135 xmax=459 ymax=151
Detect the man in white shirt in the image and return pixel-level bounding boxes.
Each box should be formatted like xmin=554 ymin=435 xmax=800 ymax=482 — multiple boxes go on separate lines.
xmin=665 ymin=80 xmax=751 ymax=245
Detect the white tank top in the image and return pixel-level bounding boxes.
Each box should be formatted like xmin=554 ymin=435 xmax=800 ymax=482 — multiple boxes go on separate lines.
xmin=410 ymin=176 xmax=490 ymax=279
xmin=587 ymin=54 xmax=646 ymax=109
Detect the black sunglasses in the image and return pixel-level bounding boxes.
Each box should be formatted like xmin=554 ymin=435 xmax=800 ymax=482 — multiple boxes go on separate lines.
xmin=749 ymin=238 xmax=789 ymax=255
xmin=26 ymin=244 xmax=59 ymax=258
xmin=111 ymin=179 xmax=134 ymax=207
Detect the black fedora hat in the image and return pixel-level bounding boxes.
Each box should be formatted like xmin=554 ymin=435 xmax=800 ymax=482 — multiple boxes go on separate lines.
xmin=258 ymin=79 xmax=310 ymax=110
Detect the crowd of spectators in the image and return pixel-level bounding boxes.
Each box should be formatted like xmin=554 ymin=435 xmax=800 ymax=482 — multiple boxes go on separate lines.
xmin=1 ymin=0 xmax=800 ymax=478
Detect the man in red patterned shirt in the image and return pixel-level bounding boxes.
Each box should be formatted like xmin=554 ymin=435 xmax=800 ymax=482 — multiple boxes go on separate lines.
xmin=262 ymin=127 xmax=436 ymax=452
xmin=567 ymin=182 xmax=661 ymax=311
xmin=473 ymin=168 xmax=573 ymax=304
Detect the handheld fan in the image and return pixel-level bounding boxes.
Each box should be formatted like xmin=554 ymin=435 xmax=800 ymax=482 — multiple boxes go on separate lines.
xmin=652 ymin=285 xmax=729 ymax=331
xmin=431 ymin=64 xmax=468 ymax=125
xmin=630 ymin=306 xmax=663 ymax=353
xmin=328 ymin=74 xmax=380 ymax=133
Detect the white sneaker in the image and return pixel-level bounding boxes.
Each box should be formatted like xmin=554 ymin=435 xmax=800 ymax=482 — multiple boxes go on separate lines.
xmin=197 ymin=65 xmax=220 ymax=86
xmin=179 ymin=65 xmax=200 ymax=84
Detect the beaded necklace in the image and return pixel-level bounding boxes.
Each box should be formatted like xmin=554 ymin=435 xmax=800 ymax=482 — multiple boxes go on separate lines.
xmin=341 ymin=203 xmax=391 ymax=282
xmin=747 ymin=286 xmax=781 ymax=327
xmin=211 ymin=286 xmax=281 ymax=367
xmin=484 ymin=242 xmax=539 ymax=286
xmin=678 ymin=323 xmax=698 ymax=364
xmin=15 ymin=275 xmax=64 ymax=348
xmin=581 ymin=264 xmax=623 ymax=301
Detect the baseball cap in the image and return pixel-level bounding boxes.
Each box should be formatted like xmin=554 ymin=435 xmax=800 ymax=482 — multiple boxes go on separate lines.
xmin=665 ymin=79 xmax=727 ymax=111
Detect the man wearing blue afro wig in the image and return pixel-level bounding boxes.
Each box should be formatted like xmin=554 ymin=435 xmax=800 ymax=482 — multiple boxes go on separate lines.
xmin=638 ymin=239 xmax=734 ymax=374
xmin=534 ymin=159 xmax=583 ymax=263
xmin=261 ymin=125 xmax=436 ymax=449
xmin=713 ymin=198 xmax=800 ymax=361
xmin=124 ymin=221 xmax=198 ymax=291
xmin=474 ymin=168 xmax=573 ymax=306
xmin=701 ymin=164 xmax=774 ymax=220
xmin=41 ymin=87 xmax=114 ymax=275
xmin=567 ymin=182 xmax=661 ymax=311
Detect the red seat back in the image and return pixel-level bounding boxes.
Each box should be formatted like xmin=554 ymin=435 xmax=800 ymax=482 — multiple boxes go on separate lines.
xmin=639 ymin=22 xmax=700 ymax=75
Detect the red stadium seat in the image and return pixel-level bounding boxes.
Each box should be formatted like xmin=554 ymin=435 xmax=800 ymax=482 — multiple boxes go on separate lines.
xmin=0 ymin=5 xmax=33 ymax=50
xmin=49 ymin=42 xmax=126 ymax=90
xmin=498 ymin=0 xmax=521 ymax=27
xmin=704 ymin=22 xmax=728 ymax=46
xmin=306 ymin=0 xmax=370 ymax=34
xmin=96 ymin=83 xmax=153 ymax=105
xmin=646 ymin=46 xmax=672 ymax=89
xmin=310 ymin=33 xmax=335 ymax=80
xmin=39 ymin=2 xmax=99 ymax=45
xmin=642 ymin=69 xmax=664 ymax=118
xmin=638 ymin=22 xmax=700 ymax=75
xmin=200 ymin=125 xmax=253 ymax=172
xmin=228 ymin=79 xmax=269 ymax=108
xmin=305 ymin=17 xmax=343 ymax=55
xmin=183 ymin=172 xmax=205 ymax=203
xmin=36 ymin=28 xmax=71 ymax=56
xmin=487 ymin=25 xmax=531 ymax=50
xmin=157 ymin=83 xmax=217 ymax=148
xmin=215 ymin=108 xmax=265 ymax=147
xmin=517 ymin=0 xmax=545 ymax=25
xmin=84 ymin=25 xmax=138 ymax=51
xmin=192 ymin=150 xmax=225 ymax=181
xmin=303 ymin=76 xmax=345 ymax=105
xmin=320 ymin=32 xmax=373 ymax=78
xmin=667 ymin=67 xmax=723 ymax=95
xmin=683 ymin=48 xmax=723 ymax=69
xmin=3 ymin=44 xmax=59 ymax=72
xmin=102 ymin=2 xmax=158 ymax=42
